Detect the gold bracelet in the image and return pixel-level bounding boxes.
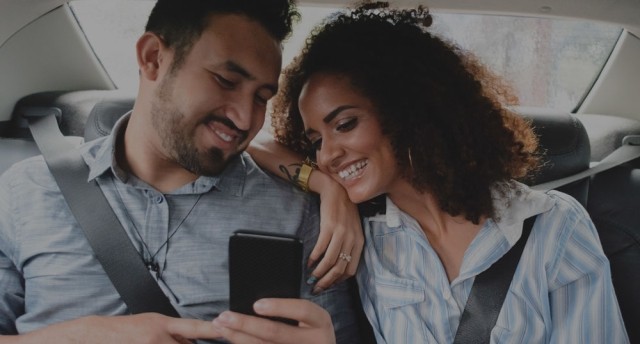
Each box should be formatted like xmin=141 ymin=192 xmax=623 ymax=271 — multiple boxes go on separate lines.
xmin=297 ymin=162 xmax=314 ymax=192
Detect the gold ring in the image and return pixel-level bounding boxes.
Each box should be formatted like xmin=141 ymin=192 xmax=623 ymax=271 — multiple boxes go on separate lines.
xmin=339 ymin=252 xmax=352 ymax=263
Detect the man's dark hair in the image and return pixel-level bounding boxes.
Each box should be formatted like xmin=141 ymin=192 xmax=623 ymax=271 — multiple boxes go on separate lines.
xmin=145 ymin=0 xmax=299 ymax=70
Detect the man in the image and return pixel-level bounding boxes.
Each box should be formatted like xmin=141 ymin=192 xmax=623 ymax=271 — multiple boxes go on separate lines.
xmin=0 ymin=0 xmax=359 ymax=342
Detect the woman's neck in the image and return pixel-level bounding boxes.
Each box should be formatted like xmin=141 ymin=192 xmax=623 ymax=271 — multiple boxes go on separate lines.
xmin=388 ymin=182 xmax=484 ymax=282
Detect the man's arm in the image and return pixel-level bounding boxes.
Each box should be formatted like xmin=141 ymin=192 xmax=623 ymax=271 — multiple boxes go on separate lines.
xmin=0 ymin=171 xmax=25 ymax=334
xmin=0 ymin=314 xmax=222 ymax=344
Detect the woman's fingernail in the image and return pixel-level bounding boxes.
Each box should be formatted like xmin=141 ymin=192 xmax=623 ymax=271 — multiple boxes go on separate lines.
xmin=306 ymin=275 xmax=318 ymax=285
xmin=312 ymin=286 xmax=324 ymax=295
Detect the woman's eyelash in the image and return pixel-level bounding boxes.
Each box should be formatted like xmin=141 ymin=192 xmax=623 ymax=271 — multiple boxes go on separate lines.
xmin=336 ymin=118 xmax=357 ymax=132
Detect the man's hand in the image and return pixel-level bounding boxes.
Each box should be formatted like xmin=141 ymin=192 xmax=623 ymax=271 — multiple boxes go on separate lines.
xmin=2 ymin=313 xmax=222 ymax=344
xmin=212 ymin=299 xmax=335 ymax=344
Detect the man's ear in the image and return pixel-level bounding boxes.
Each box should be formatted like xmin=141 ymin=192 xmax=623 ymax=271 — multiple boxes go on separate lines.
xmin=136 ymin=32 xmax=166 ymax=81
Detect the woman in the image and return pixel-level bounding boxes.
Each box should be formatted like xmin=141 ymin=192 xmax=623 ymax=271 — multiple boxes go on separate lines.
xmin=212 ymin=2 xmax=628 ymax=343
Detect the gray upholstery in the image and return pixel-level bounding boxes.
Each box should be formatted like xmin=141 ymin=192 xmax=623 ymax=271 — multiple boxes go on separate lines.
xmin=578 ymin=113 xmax=640 ymax=161
xmin=84 ymin=97 xmax=134 ymax=142
xmin=6 ymin=90 xmax=133 ymax=139
xmin=516 ymin=107 xmax=592 ymax=206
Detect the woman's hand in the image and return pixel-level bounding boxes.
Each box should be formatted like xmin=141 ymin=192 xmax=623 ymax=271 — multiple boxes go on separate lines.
xmin=211 ymin=299 xmax=336 ymax=344
xmin=246 ymin=135 xmax=364 ymax=291
xmin=306 ymin=174 xmax=364 ymax=293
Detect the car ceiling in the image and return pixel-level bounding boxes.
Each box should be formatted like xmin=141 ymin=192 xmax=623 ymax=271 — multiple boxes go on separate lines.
xmin=1 ymin=0 xmax=639 ymax=48
xmin=1 ymin=0 xmax=638 ymax=124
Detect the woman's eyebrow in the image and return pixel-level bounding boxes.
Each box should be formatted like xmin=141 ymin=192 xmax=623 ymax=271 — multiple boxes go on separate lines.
xmin=323 ymin=105 xmax=356 ymax=124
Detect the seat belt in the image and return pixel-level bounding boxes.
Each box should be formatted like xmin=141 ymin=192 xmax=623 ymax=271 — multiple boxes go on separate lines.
xmin=453 ymin=216 xmax=536 ymax=344
xmin=23 ymin=108 xmax=179 ymax=317
xmin=532 ymin=135 xmax=640 ymax=191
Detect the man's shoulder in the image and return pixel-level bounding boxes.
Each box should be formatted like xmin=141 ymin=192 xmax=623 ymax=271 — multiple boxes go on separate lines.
xmin=240 ymin=152 xmax=311 ymax=198
xmin=1 ymin=154 xmax=53 ymax=187
xmin=1 ymin=137 xmax=103 ymax=189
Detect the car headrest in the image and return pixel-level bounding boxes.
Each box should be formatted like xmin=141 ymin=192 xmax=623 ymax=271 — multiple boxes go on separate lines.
xmin=6 ymin=90 xmax=134 ymax=140
xmin=516 ymin=106 xmax=591 ymax=205
xmin=84 ymin=97 xmax=134 ymax=142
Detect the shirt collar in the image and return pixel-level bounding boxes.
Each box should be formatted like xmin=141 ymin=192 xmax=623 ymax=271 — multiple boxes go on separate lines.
xmin=490 ymin=181 xmax=554 ymax=245
xmin=81 ymin=111 xmax=246 ymax=196
xmin=368 ymin=181 xmax=555 ymax=245
xmin=83 ymin=111 xmax=129 ymax=182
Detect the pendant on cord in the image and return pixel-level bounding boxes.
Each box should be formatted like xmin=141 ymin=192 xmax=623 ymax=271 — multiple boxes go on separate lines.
xmin=145 ymin=259 xmax=161 ymax=279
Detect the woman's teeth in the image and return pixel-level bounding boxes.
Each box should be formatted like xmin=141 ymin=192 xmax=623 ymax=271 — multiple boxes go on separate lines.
xmin=338 ymin=160 xmax=368 ymax=180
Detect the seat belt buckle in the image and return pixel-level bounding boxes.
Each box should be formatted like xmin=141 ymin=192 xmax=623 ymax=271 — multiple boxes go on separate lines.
xmin=622 ymin=135 xmax=640 ymax=146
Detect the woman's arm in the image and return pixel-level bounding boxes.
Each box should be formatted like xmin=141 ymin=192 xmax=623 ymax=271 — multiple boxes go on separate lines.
xmin=248 ymin=130 xmax=363 ymax=291
xmin=547 ymin=201 xmax=629 ymax=343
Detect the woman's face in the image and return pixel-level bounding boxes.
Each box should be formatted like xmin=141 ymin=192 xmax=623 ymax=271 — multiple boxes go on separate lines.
xmin=298 ymin=72 xmax=401 ymax=203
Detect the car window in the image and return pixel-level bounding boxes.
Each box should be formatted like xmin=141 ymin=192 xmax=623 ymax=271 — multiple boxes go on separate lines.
xmin=429 ymin=13 xmax=621 ymax=111
xmin=70 ymin=1 xmax=621 ymax=111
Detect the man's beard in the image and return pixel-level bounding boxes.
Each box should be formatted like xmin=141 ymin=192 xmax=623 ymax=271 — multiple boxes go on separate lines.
xmin=151 ymin=76 xmax=240 ymax=176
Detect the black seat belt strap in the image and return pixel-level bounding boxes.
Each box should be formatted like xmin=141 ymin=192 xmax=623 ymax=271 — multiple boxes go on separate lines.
xmin=453 ymin=216 xmax=536 ymax=344
xmin=25 ymin=108 xmax=179 ymax=317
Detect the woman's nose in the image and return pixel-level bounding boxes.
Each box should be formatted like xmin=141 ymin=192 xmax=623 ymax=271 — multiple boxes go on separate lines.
xmin=316 ymin=139 xmax=343 ymax=171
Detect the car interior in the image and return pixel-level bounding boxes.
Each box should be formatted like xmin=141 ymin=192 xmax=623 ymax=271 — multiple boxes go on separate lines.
xmin=1 ymin=0 xmax=638 ymax=341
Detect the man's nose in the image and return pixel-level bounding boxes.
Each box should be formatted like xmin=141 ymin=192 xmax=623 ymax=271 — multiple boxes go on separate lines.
xmin=224 ymin=94 xmax=255 ymax=132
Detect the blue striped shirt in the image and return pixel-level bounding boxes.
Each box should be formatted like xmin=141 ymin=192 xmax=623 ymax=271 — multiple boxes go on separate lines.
xmin=357 ymin=182 xmax=629 ymax=343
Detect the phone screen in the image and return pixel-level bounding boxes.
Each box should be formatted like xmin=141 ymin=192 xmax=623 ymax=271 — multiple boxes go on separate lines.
xmin=228 ymin=230 xmax=303 ymax=325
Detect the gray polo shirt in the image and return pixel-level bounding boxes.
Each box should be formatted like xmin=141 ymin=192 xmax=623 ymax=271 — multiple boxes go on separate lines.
xmin=0 ymin=114 xmax=359 ymax=342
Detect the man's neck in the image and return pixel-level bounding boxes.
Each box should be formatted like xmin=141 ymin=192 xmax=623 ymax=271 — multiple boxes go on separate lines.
xmin=118 ymin=113 xmax=198 ymax=193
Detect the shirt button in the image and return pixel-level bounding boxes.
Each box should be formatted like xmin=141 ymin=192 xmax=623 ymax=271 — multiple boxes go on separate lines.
xmin=444 ymin=289 xmax=452 ymax=300
xmin=155 ymin=196 xmax=164 ymax=204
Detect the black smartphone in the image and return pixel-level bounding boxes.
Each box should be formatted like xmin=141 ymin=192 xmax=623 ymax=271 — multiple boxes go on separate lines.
xmin=229 ymin=230 xmax=303 ymax=325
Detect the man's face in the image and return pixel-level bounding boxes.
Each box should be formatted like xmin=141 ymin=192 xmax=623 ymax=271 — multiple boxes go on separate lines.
xmin=151 ymin=14 xmax=281 ymax=176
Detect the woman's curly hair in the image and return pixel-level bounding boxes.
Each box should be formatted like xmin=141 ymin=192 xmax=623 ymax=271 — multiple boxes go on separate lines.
xmin=271 ymin=2 xmax=539 ymax=223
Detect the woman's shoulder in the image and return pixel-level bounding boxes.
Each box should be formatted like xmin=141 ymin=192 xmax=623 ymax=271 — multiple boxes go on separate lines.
xmin=496 ymin=182 xmax=598 ymax=255
xmin=499 ymin=181 xmax=589 ymax=228
xmin=536 ymin=188 xmax=593 ymax=232
xmin=528 ymin=188 xmax=609 ymax=283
